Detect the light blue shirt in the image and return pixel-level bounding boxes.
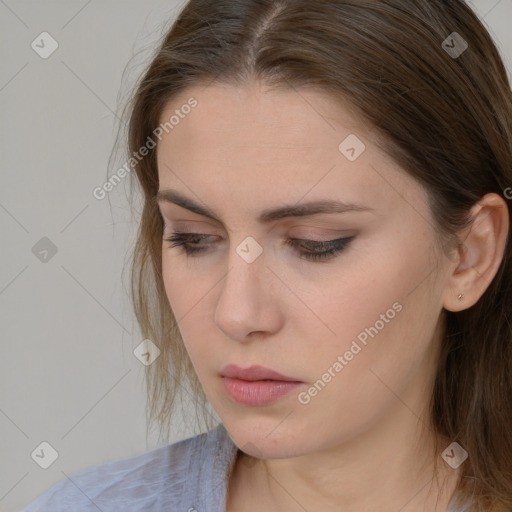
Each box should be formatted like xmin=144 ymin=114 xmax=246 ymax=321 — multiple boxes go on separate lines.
xmin=22 ymin=423 xmax=470 ymax=511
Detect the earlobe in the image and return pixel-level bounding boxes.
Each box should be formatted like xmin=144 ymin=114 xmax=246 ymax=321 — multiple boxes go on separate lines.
xmin=442 ymin=193 xmax=510 ymax=312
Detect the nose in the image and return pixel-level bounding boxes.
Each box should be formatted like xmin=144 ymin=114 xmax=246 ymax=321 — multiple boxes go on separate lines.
xmin=214 ymin=243 xmax=283 ymax=342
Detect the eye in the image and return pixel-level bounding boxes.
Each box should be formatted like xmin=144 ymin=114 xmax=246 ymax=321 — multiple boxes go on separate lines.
xmin=163 ymin=232 xmax=213 ymax=255
xmin=285 ymin=236 xmax=355 ymax=262
xmin=163 ymin=232 xmax=355 ymax=262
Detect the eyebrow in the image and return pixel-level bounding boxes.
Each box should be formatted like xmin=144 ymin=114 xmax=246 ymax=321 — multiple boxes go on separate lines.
xmin=155 ymin=189 xmax=376 ymax=224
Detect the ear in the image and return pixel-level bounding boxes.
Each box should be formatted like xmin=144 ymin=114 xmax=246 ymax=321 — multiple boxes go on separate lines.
xmin=443 ymin=193 xmax=510 ymax=312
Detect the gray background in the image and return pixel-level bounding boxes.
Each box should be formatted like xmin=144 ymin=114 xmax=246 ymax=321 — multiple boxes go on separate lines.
xmin=1 ymin=1 xmax=511 ymax=510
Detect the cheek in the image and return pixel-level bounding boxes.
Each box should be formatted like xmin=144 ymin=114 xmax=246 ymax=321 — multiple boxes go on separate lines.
xmin=161 ymin=257 xmax=214 ymax=362
xmin=161 ymin=253 xmax=206 ymax=320
xmin=296 ymin=235 xmax=437 ymax=375
xmin=298 ymin=242 xmax=440 ymax=406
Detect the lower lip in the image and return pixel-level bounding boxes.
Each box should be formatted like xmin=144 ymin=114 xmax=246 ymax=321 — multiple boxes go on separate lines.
xmin=222 ymin=377 xmax=302 ymax=406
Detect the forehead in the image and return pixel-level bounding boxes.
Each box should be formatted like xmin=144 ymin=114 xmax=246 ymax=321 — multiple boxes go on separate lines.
xmin=155 ymin=81 xmax=428 ymax=223
xmin=157 ymin=81 xmax=369 ymax=157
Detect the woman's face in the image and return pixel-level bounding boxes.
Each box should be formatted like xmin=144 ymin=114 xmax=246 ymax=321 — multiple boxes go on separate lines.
xmin=156 ymin=81 xmax=452 ymax=459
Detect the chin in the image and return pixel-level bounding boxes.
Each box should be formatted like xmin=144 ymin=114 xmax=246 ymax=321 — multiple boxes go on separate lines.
xmin=222 ymin=414 xmax=313 ymax=460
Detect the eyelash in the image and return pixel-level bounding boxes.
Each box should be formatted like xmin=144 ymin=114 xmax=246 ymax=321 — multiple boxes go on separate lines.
xmin=163 ymin=232 xmax=355 ymax=262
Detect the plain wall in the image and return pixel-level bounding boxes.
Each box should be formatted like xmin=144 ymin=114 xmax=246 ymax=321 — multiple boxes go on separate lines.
xmin=1 ymin=1 xmax=511 ymax=510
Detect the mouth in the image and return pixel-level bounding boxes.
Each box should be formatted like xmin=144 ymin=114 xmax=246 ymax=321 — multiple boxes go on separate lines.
xmin=220 ymin=364 xmax=304 ymax=406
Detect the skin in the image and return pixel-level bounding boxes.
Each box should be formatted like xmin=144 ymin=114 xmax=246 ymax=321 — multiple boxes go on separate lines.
xmin=155 ymin=80 xmax=509 ymax=512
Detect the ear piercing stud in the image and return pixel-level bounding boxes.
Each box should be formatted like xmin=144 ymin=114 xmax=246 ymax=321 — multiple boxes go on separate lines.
xmin=457 ymin=293 xmax=464 ymax=301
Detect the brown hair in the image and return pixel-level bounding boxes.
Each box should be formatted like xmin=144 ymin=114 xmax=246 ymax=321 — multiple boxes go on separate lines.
xmin=119 ymin=0 xmax=512 ymax=509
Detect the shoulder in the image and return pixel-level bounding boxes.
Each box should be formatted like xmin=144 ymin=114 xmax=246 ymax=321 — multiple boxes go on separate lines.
xmin=22 ymin=423 xmax=238 ymax=512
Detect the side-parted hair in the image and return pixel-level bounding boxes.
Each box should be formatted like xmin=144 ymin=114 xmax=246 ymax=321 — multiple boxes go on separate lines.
xmin=122 ymin=1 xmax=512 ymax=509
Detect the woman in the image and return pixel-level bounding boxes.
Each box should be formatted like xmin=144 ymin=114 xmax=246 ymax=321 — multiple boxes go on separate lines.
xmin=24 ymin=0 xmax=512 ymax=510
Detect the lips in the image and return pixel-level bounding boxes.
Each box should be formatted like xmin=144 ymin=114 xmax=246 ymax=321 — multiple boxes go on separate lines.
xmin=220 ymin=364 xmax=302 ymax=382
xmin=220 ymin=365 xmax=304 ymax=406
